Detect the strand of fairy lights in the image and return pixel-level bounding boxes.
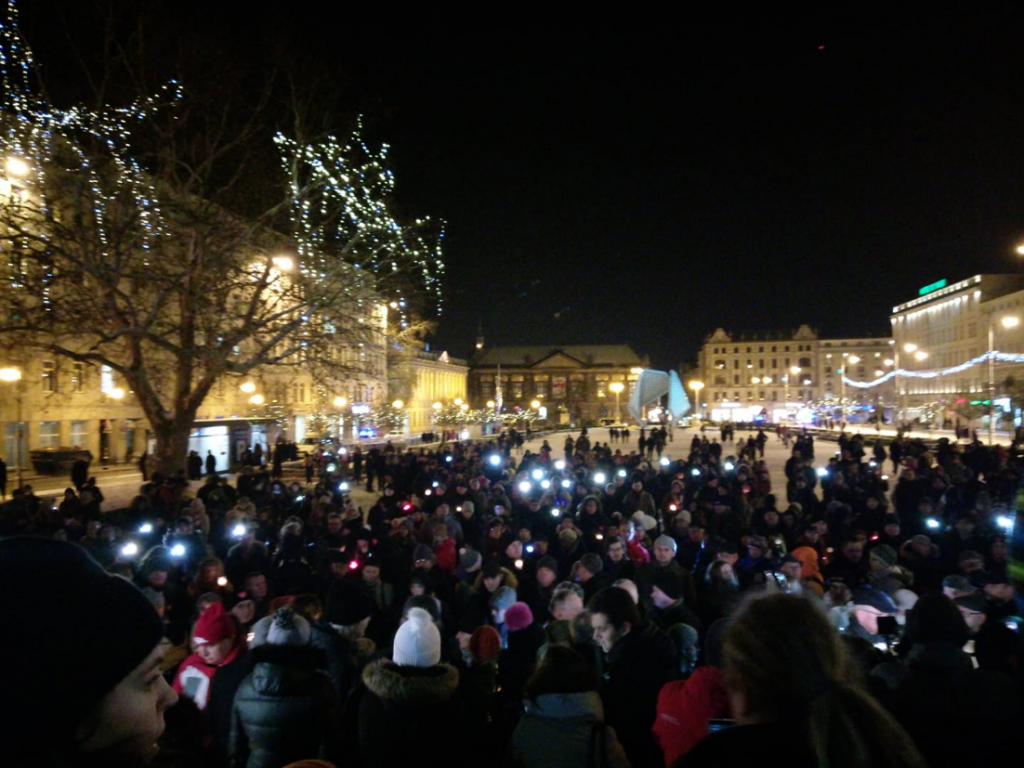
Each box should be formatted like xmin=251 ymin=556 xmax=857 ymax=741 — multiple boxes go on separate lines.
xmin=842 ymin=351 xmax=1024 ymax=389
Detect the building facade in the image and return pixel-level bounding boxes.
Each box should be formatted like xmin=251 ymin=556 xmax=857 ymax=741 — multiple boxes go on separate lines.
xmin=891 ymin=274 xmax=1024 ymax=426
xmin=697 ymin=325 xmax=893 ymax=423
xmin=390 ymin=349 xmax=469 ymax=435
xmin=468 ymin=345 xmax=647 ymax=424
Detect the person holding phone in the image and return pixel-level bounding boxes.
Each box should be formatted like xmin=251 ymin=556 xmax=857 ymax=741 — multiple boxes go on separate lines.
xmin=677 ymin=593 xmax=925 ymax=768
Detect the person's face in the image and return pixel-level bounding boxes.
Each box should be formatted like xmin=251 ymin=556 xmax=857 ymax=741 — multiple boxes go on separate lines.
xmin=984 ymin=582 xmax=1015 ymax=602
xmin=748 ymin=545 xmax=763 ymax=560
xmin=537 ymin=567 xmax=556 ymax=588
xmin=518 ymin=528 xmax=531 ymax=542
xmin=76 ymin=643 xmax=177 ymax=763
xmin=246 ymin=575 xmax=268 ymax=599
xmin=584 ymin=499 xmax=597 ymax=514
xmin=883 ymin=523 xmax=900 ymax=538
xmin=719 ymin=563 xmax=735 ymax=582
xmin=631 ymin=481 xmax=643 ymax=493
xmin=780 ymin=561 xmax=802 ymax=581
xmin=654 ymin=543 xmax=674 ymax=565
xmin=869 ymin=555 xmax=888 ymax=572
xmin=590 ymin=611 xmax=628 ymax=653
xmin=362 ymin=565 xmax=381 ymax=585
xmin=327 ymin=517 xmax=342 ymax=533
xmin=483 ymin=575 xmax=503 ymax=593
xmin=147 ymin=570 xmax=168 ymax=588
xmin=203 ymin=565 xmax=220 ymax=584
xmin=689 ymin=526 xmax=705 ymax=542
xmin=492 ymin=606 xmax=506 ymax=624
xmin=410 ymin=582 xmax=425 ymax=596
xmin=843 ymin=542 xmax=864 ymax=563
xmin=553 ymin=593 xmax=584 ymax=622
xmin=197 ymin=637 xmax=234 ymax=666
xmin=607 ymin=541 xmax=624 ymax=562
xmin=991 ymin=539 xmax=1008 ymax=562
xmin=764 ymin=511 xmax=779 ymax=527
xmin=958 ymin=606 xmax=987 ymax=635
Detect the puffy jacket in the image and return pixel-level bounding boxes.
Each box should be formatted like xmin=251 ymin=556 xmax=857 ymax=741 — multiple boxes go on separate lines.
xmin=653 ymin=666 xmax=731 ymax=766
xmin=505 ymin=691 xmax=630 ymax=768
xmin=228 ymin=645 xmax=337 ymax=768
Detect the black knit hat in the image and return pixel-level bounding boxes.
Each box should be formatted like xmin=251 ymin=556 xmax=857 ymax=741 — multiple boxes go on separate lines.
xmin=0 ymin=537 xmax=164 ymax=753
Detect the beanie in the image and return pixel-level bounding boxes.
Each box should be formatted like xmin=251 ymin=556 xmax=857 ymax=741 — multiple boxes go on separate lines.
xmin=393 ymin=607 xmax=441 ymax=667
xmin=536 ymin=556 xmax=559 ymax=575
xmin=654 ymin=534 xmax=678 ymax=553
xmin=0 ymin=537 xmax=164 ymax=753
xmin=491 ymin=585 xmax=517 ymax=611
xmin=851 ymin=586 xmax=898 ymax=615
xmin=413 ymin=543 xmax=436 ymax=563
xmin=193 ymin=601 xmax=236 ymax=646
xmin=469 ymin=625 xmax=502 ymax=661
xmin=460 ymin=548 xmax=482 ymax=572
xmin=504 ymin=602 xmax=534 ymax=632
xmin=266 ymin=607 xmax=312 ymax=647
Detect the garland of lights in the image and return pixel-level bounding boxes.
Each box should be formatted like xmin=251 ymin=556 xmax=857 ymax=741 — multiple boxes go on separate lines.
xmin=842 ymin=350 xmax=1024 ymax=389
xmin=1 ymin=0 xmax=444 ymax=328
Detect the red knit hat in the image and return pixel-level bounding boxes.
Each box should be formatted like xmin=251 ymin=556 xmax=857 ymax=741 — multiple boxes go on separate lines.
xmin=469 ymin=625 xmax=502 ymax=661
xmin=504 ymin=602 xmax=534 ymax=632
xmin=192 ymin=602 xmax=236 ymax=646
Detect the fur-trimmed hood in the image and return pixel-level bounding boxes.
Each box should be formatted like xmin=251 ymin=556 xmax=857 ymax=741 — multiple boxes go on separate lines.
xmin=362 ymin=658 xmax=459 ymax=706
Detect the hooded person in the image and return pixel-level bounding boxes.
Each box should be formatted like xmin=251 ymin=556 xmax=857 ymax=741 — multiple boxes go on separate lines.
xmin=505 ymin=645 xmax=630 ymax=768
xmin=0 ymin=537 xmax=175 ymax=768
xmin=357 ymin=607 xmax=480 ymax=766
xmin=229 ymin=608 xmax=338 ymax=768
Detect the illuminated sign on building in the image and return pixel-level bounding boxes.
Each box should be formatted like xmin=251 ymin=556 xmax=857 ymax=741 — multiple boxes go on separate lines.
xmin=918 ymin=279 xmax=947 ymax=297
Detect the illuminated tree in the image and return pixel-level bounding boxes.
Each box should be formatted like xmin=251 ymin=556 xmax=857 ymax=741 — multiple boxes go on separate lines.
xmin=0 ymin=2 xmax=443 ymax=474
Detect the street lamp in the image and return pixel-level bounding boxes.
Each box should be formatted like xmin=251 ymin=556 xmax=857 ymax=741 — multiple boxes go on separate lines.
xmin=609 ymin=381 xmax=624 ymax=424
xmin=240 ymin=381 xmax=256 ymax=394
xmin=0 ymin=366 xmax=24 ymax=489
xmin=250 ymin=394 xmax=264 ymax=406
xmin=688 ymin=380 xmax=705 ymax=420
xmin=5 ymin=156 xmax=29 ymax=177
xmin=988 ymin=314 xmax=1020 ymax=444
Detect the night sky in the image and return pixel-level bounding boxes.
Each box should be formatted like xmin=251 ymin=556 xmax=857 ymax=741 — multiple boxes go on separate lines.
xmin=18 ymin=5 xmax=1024 ymax=369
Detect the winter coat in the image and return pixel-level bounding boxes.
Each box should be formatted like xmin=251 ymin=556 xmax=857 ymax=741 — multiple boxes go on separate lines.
xmin=357 ymin=659 xmax=480 ymax=767
xmin=229 ymin=645 xmax=337 ymax=768
xmin=653 ymin=666 xmax=731 ymax=767
xmin=601 ymin=621 xmax=677 ymax=767
xmin=504 ymin=691 xmax=630 ymax=768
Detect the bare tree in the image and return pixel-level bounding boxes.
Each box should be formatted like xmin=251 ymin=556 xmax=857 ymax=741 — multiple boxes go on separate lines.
xmin=0 ymin=2 xmax=443 ymax=474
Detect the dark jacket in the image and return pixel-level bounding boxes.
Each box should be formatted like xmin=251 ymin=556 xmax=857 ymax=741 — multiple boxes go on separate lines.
xmin=601 ymin=620 xmax=677 ymax=767
xmin=229 ymin=644 xmax=337 ymax=768
xmin=505 ymin=691 xmax=630 ymax=768
xmin=358 ymin=659 xmax=479 ymax=767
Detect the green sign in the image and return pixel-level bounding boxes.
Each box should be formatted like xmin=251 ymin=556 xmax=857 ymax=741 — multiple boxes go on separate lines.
xmin=918 ymin=279 xmax=947 ymax=297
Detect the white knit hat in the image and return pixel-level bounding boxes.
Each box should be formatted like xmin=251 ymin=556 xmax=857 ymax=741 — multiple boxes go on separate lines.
xmin=393 ymin=607 xmax=441 ymax=667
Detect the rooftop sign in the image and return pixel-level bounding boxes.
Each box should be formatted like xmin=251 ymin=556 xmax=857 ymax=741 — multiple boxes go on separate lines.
xmin=918 ymin=279 xmax=947 ymax=296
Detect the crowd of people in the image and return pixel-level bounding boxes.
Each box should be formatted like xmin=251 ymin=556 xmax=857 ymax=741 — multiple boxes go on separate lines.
xmin=2 ymin=424 xmax=1023 ymax=767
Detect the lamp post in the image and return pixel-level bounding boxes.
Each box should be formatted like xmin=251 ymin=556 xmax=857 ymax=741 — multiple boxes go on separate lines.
xmin=0 ymin=366 xmax=24 ymax=489
xmin=688 ymin=380 xmax=705 ymax=420
xmin=988 ymin=315 xmax=1020 ymax=444
xmin=609 ymin=381 xmax=624 ymax=424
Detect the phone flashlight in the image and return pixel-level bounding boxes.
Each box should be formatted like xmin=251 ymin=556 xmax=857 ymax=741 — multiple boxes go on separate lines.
xmin=170 ymin=544 xmax=186 ymax=558
xmin=120 ymin=542 xmax=139 ymax=558
xmin=139 ymin=523 xmax=154 ymax=535
xmin=594 ymin=472 xmax=606 ymax=485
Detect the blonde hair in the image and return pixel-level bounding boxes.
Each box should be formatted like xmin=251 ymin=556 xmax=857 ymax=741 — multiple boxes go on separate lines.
xmin=724 ymin=593 xmax=925 ymax=768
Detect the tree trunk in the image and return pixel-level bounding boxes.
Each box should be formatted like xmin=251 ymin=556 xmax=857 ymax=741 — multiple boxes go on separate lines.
xmin=151 ymin=415 xmax=195 ymax=479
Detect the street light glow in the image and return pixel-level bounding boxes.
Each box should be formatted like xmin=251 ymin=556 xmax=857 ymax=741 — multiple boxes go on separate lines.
xmin=392 ymin=399 xmax=404 ymax=409
xmin=271 ymin=255 xmax=294 ymax=271
xmin=5 ymin=156 xmax=29 ymax=177
xmin=0 ymin=367 xmax=22 ymax=382
xmin=109 ymin=387 xmax=125 ymax=400
xmin=1002 ymin=316 xmax=1020 ymax=329
xmin=333 ymin=396 xmax=347 ymax=408
xmin=250 ymin=394 xmax=264 ymax=405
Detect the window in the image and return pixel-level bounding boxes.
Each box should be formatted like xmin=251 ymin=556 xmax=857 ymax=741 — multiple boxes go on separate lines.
xmin=535 ymin=377 xmax=549 ymax=398
xmin=42 ymin=361 xmax=56 ymax=393
xmin=733 ymin=374 xmax=739 ymax=384
xmin=71 ymin=420 xmax=88 ymax=448
xmin=511 ymin=377 xmax=524 ymax=399
xmin=71 ymin=362 xmax=84 ymax=393
xmin=733 ymin=360 xmax=739 ymax=369
xmin=39 ymin=420 xmax=59 ymax=448
xmin=771 ymin=359 xmax=777 ymax=368
xmin=759 ymin=346 xmax=764 ymax=352
xmin=101 ymin=365 xmax=114 ymax=394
